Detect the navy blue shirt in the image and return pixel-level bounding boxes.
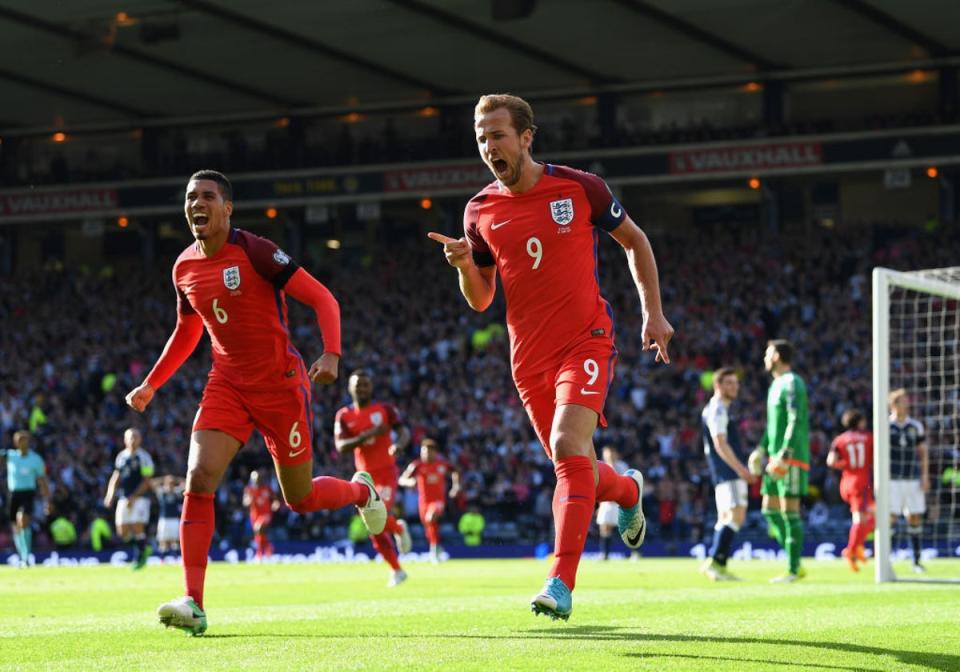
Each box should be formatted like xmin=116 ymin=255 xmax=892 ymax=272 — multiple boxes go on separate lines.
xmin=157 ymin=489 xmax=182 ymax=519
xmin=890 ymin=416 xmax=925 ymax=480
xmin=702 ymin=396 xmax=745 ymax=485
xmin=114 ymin=449 xmax=154 ymax=499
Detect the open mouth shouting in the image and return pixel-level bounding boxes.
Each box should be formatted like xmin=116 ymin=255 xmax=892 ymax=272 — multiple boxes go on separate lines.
xmin=191 ymin=212 xmax=210 ymax=235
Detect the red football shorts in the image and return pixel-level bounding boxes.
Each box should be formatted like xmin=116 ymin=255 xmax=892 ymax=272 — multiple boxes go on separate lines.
xmin=194 ymin=373 xmax=314 ymax=467
xmin=419 ymin=499 xmax=445 ymax=525
xmin=840 ymin=476 xmax=874 ymax=513
xmin=514 ymin=337 xmax=617 ymax=459
xmin=250 ymin=513 xmax=273 ymax=530
xmin=367 ymin=465 xmax=399 ymax=510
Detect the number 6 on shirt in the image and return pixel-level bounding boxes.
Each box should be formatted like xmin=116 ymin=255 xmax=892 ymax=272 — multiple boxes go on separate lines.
xmin=212 ymin=298 xmax=229 ymax=324
xmin=526 ymin=237 xmax=542 ymax=269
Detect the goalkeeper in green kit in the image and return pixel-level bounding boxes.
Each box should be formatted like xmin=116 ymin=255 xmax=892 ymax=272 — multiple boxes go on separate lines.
xmin=750 ymin=339 xmax=810 ymax=583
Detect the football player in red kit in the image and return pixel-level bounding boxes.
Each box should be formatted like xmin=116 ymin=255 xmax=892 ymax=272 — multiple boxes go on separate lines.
xmin=398 ymin=438 xmax=461 ymax=563
xmin=243 ymin=470 xmax=280 ymax=561
xmin=126 ymin=170 xmax=386 ymax=635
xmin=429 ymin=94 xmax=673 ymax=620
xmin=828 ymin=409 xmax=875 ymax=571
xmin=335 ymin=370 xmax=413 ymax=587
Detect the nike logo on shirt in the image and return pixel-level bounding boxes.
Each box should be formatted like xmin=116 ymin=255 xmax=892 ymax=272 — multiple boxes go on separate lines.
xmin=288 ymin=447 xmax=307 ymax=458
xmin=491 ymin=219 xmax=512 ymax=230
xmin=581 ymin=388 xmax=600 ymax=396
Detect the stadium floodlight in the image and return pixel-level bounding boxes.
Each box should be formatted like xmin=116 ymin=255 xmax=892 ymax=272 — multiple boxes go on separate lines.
xmin=873 ymin=266 xmax=960 ymax=584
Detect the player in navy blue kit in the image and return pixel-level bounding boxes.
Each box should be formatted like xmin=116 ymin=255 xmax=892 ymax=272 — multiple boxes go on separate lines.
xmin=154 ymin=475 xmax=185 ymax=553
xmin=888 ymin=389 xmax=929 ymax=573
xmin=700 ymin=368 xmax=755 ymax=580
xmin=104 ymin=428 xmax=155 ymax=569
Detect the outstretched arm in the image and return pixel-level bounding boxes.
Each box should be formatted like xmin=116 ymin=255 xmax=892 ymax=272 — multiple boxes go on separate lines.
xmin=126 ymin=311 xmax=204 ymax=412
xmin=398 ymin=463 xmax=417 ymax=488
xmin=609 ymin=217 xmax=674 ymax=363
xmin=285 ymin=267 xmax=341 ymax=384
xmin=427 ymin=232 xmax=497 ymax=312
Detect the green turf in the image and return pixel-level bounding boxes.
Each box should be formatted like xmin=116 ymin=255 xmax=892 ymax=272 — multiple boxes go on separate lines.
xmin=1 ymin=557 xmax=958 ymax=671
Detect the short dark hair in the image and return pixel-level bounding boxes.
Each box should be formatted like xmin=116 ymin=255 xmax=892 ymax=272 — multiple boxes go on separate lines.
xmin=421 ymin=438 xmax=438 ymax=451
xmin=767 ymin=339 xmax=793 ymax=364
xmin=841 ymin=409 xmax=864 ymax=430
xmin=714 ymin=367 xmax=737 ymax=384
xmin=189 ymin=169 xmax=233 ymax=200
xmin=475 ymin=93 xmax=537 ymax=136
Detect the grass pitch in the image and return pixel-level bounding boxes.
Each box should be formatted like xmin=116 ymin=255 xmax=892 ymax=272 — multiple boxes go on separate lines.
xmin=1 ymin=557 xmax=958 ymax=671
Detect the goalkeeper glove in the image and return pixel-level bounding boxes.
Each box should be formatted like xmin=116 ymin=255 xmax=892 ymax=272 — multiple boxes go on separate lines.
xmin=747 ymin=448 xmax=766 ymax=476
xmin=766 ymin=454 xmax=789 ymax=481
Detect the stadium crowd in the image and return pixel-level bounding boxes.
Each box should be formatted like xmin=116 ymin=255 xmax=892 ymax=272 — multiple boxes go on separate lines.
xmin=0 ymin=216 xmax=955 ymax=554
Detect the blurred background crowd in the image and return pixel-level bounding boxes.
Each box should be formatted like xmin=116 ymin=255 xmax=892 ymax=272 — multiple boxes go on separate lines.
xmin=2 ymin=213 xmax=955 ymax=555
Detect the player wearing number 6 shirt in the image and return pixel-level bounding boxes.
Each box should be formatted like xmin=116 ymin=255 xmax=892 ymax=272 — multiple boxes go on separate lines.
xmin=125 ymin=170 xmax=386 ymax=636
xmin=827 ymin=409 xmax=874 ymax=572
xmin=428 ymin=94 xmax=674 ymax=621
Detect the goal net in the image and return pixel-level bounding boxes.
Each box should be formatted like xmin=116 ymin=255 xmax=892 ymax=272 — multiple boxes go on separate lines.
xmin=872 ymin=266 xmax=960 ymax=583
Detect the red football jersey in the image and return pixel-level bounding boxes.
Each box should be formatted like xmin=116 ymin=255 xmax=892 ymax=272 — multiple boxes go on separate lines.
xmin=411 ymin=458 xmax=452 ymax=503
xmin=173 ymin=229 xmax=306 ymax=389
xmin=831 ymin=430 xmax=874 ymax=483
xmin=464 ymin=164 xmax=626 ymax=375
xmin=245 ymin=484 xmax=274 ymax=518
xmin=334 ymin=401 xmax=402 ymax=473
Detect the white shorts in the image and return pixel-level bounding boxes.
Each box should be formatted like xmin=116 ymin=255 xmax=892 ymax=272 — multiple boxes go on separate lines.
xmin=714 ymin=479 xmax=748 ymax=513
xmin=889 ymin=479 xmax=926 ymax=516
xmin=116 ymin=497 xmax=151 ymax=527
xmin=596 ymin=501 xmax=619 ymax=527
xmin=156 ymin=517 xmax=180 ymax=543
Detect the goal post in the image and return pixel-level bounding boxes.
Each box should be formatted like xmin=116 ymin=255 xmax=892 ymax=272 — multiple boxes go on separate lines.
xmin=872 ymin=266 xmax=960 ymax=583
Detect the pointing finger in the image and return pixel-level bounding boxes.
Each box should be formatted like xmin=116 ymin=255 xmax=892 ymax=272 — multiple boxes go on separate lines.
xmin=427 ymin=232 xmax=458 ymax=245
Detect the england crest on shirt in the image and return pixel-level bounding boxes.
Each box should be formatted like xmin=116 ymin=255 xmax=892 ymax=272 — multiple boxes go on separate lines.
xmin=370 ymin=411 xmax=383 ymax=426
xmin=223 ymin=265 xmax=241 ymax=290
xmin=550 ymin=198 xmax=574 ymax=226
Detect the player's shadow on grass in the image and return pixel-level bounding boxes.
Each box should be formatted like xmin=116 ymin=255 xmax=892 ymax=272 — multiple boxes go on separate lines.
xmin=630 ymin=653 xmax=874 ymax=671
xmin=526 ymin=627 xmax=958 ymax=672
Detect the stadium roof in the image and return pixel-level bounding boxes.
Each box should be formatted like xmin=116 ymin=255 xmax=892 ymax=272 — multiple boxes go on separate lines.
xmin=3 ymin=0 xmax=960 ymax=134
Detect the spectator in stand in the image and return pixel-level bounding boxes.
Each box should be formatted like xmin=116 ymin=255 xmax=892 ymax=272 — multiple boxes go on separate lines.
xmin=1 ymin=222 xmax=956 ymax=553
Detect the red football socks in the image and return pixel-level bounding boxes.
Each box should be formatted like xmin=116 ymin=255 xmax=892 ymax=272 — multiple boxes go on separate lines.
xmin=424 ymin=521 xmax=440 ymax=546
xmin=857 ymin=514 xmax=875 ymax=549
xmin=371 ymin=532 xmax=402 ymax=571
xmin=382 ymin=515 xmax=402 ymax=536
xmin=549 ymin=456 xmax=596 ymax=591
xmin=596 ymin=461 xmax=640 ymax=508
xmin=289 ymin=477 xmax=368 ymax=513
xmin=847 ymin=522 xmax=861 ymax=554
xmin=181 ymin=492 xmax=215 ymax=609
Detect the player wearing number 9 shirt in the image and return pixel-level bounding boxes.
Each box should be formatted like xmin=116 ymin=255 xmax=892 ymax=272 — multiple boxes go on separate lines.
xmin=429 ymin=94 xmax=674 ymax=620
xmin=125 ymin=170 xmax=386 ymax=636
